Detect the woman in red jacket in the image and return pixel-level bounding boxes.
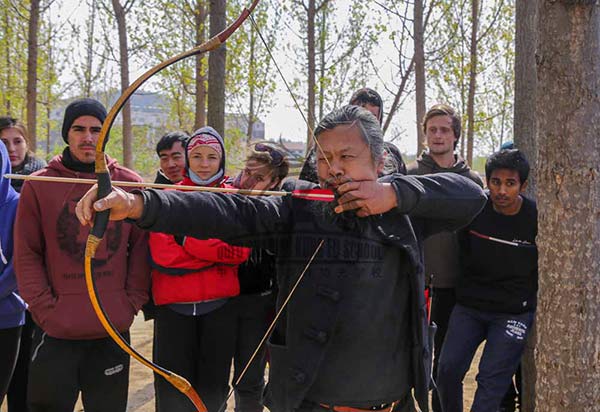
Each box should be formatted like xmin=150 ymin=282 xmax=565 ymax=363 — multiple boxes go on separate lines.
xmin=149 ymin=126 xmax=250 ymax=412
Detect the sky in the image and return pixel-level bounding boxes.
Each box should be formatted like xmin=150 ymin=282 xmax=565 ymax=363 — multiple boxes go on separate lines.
xmin=51 ymin=0 xmax=418 ymax=155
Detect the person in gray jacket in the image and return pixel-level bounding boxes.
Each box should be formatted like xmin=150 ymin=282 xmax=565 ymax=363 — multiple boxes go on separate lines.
xmin=77 ymin=105 xmax=486 ymax=412
xmin=407 ymin=104 xmax=483 ymax=412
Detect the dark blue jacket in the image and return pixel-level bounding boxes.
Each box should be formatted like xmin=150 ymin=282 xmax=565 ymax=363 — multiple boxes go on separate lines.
xmin=135 ymin=173 xmax=486 ymax=412
xmin=0 ymin=142 xmax=26 ymax=329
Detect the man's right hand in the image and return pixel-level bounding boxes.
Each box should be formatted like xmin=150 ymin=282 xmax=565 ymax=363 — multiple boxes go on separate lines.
xmin=75 ymin=184 xmax=144 ymax=227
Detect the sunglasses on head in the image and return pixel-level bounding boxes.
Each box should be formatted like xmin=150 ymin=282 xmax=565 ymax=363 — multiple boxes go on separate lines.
xmin=254 ymin=143 xmax=284 ymax=166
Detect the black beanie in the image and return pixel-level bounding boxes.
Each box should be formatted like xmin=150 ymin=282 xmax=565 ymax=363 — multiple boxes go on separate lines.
xmin=61 ymin=98 xmax=107 ymax=143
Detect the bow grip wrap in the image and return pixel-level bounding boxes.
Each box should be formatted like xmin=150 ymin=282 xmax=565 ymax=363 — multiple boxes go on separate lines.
xmin=85 ymin=168 xmax=111 ymax=258
xmin=91 ymin=171 xmax=112 ymax=239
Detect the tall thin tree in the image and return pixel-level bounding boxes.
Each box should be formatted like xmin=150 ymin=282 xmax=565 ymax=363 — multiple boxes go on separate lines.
xmin=414 ymin=0 xmax=426 ymax=154
xmin=26 ymin=0 xmax=40 ymax=151
xmin=194 ymin=0 xmax=208 ymax=130
xmin=207 ymin=0 xmax=227 ymax=136
xmin=465 ymin=0 xmax=479 ymax=166
xmin=111 ymin=0 xmax=134 ymax=168
xmin=513 ymin=2 xmax=538 ymax=409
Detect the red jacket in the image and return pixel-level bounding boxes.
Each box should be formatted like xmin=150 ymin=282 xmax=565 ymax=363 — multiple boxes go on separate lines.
xmin=14 ymin=155 xmax=150 ymax=339
xmin=149 ymin=177 xmax=250 ymax=305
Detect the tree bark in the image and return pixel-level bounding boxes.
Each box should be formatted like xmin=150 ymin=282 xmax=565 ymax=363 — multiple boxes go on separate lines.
xmin=514 ymin=0 xmax=538 ymax=196
xmin=194 ymin=0 xmax=207 ymax=130
xmin=514 ymin=2 xmax=538 ymax=410
xmin=84 ymin=0 xmax=97 ymax=97
xmin=414 ymin=0 xmax=426 ymax=155
xmin=306 ymin=0 xmax=316 ymax=151
xmin=318 ymin=10 xmax=326 ymax=122
xmin=207 ymin=0 xmax=227 ymax=137
xmin=111 ymin=0 xmax=133 ymax=168
xmin=535 ymin=1 xmax=600 ymax=410
xmin=466 ymin=0 xmax=479 ymax=166
xmin=26 ymin=0 xmax=40 ymax=151
xmin=246 ymin=26 xmax=256 ymax=144
xmin=4 ymin=7 xmax=12 ymax=113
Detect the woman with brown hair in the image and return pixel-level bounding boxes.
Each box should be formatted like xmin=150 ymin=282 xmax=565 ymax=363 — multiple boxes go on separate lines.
xmin=0 ymin=116 xmax=46 ymax=193
xmin=0 ymin=116 xmax=45 ymax=412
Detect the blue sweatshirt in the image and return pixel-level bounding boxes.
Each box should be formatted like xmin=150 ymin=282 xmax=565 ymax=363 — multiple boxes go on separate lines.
xmin=0 ymin=142 xmax=25 ymax=329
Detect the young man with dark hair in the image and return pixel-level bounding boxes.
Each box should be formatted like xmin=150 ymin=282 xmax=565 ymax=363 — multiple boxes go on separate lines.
xmin=349 ymin=88 xmax=384 ymax=124
xmin=407 ymin=103 xmax=483 ymax=412
xmin=77 ymin=105 xmax=486 ymax=412
xmin=437 ymin=149 xmax=537 ymax=412
xmin=14 ymin=98 xmax=150 ymax=412
xmin=155 ymin=131 xmax=188 ymax=184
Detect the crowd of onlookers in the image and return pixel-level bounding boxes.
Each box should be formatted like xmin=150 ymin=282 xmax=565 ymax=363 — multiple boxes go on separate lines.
xmin=1 ymin=89 xmax=537 ymax=412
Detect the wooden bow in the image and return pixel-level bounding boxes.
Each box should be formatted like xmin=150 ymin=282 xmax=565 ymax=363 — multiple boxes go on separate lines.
xmin=84 ymin=2 xmax=259 ymax=411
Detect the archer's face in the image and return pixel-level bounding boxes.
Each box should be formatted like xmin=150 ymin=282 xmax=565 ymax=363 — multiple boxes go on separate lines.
xmin=316 ymin=124 xmax=382 ymax=190
xmin=67 ymin=116 xmax=102 ymax=164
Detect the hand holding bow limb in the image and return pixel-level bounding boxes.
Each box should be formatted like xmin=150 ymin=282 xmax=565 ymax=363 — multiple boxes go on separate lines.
xmin=76 ymin=185 xmax=144 ymax=226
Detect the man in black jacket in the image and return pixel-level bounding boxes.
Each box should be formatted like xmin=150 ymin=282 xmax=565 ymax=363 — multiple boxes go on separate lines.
xmin=77 ymin=105 xmax=486 ymax=412
xmin=436 ymin=149 xmax=537 ymax=412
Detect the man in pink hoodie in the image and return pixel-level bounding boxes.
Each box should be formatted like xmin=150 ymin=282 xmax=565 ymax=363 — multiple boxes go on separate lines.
xmin=14 ymin=98 xmax=150 ymax=412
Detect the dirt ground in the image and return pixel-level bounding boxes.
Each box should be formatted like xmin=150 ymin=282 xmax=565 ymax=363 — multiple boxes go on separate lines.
xmin=2 ymin=315 xmax=481 ymax=412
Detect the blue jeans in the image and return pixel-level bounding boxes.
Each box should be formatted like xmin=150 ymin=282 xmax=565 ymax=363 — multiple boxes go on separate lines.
xmin=436 ymin=304 xmax=534 ymax=412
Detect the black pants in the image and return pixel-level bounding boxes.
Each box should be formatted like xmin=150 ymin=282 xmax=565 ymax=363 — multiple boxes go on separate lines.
xmin=27 ymin=326 xmax=130 ymax=412
xmin=0 ymin=326 xmax=22 ymax=401
xmin=153 ymin=303 xmax=237 ymax=412
xmin=232 ymin=293 xmax=274 ymax=412
xmin=430 ymin=287 xmax=456 ymax=412
xmin=6 ymin=311 xmax=34 ymax=412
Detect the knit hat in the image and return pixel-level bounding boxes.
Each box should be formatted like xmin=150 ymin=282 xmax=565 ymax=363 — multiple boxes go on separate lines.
xmin=61 ymin=98 xmax=107 ymax=143
xmin=187 ymin=131 xmax=223 ymax=158
xmin=185 ymin=126 xmax=226 ymax=186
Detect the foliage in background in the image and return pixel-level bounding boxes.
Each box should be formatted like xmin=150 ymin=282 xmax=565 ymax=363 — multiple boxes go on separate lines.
xmin=427 ymin=0 xmax=515 ymax=157
xmin=0 ymin=0 xmax=64 ymax=157
xmin=1 ymin=0 xmax=517 ymax=171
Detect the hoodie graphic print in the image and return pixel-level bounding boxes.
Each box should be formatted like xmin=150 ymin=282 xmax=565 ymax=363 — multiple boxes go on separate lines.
xmin=0 ymin=142 xmax=26 ymax=328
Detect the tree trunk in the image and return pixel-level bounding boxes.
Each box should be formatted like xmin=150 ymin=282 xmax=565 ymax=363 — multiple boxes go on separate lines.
xmin=318 ymin=10 xmax=326 ymax=122
xmin=26 ymin=0 xmax=40 ymax=151
xmin=207 ymin=0 xmax=227 ymax=137
xmin=535 ymin=1 xmax=600 ymax=410
xmin=84 ymin=0 xmax=97 ymax=97
xmin=514 ymin=0 xmax=538 ymax=196
xmin=414 ymin=0 xmax=426 ymax=155
xmin=514 ymin=2 xmax=538 ymax=409
xmin=306 ymin=0 xmax=316 ymax=151
xmin=4 ymin=7 xmax=12 ymax=113
xmin=246 ymin=26 xmax=256 ymax=144
xmin=466 ymin=0 xmax=478 ymax=166
xmin=111 ymin=0 xmax=133 ymax=168
xmin=194 ymin=0 xmax=207 ymax=130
